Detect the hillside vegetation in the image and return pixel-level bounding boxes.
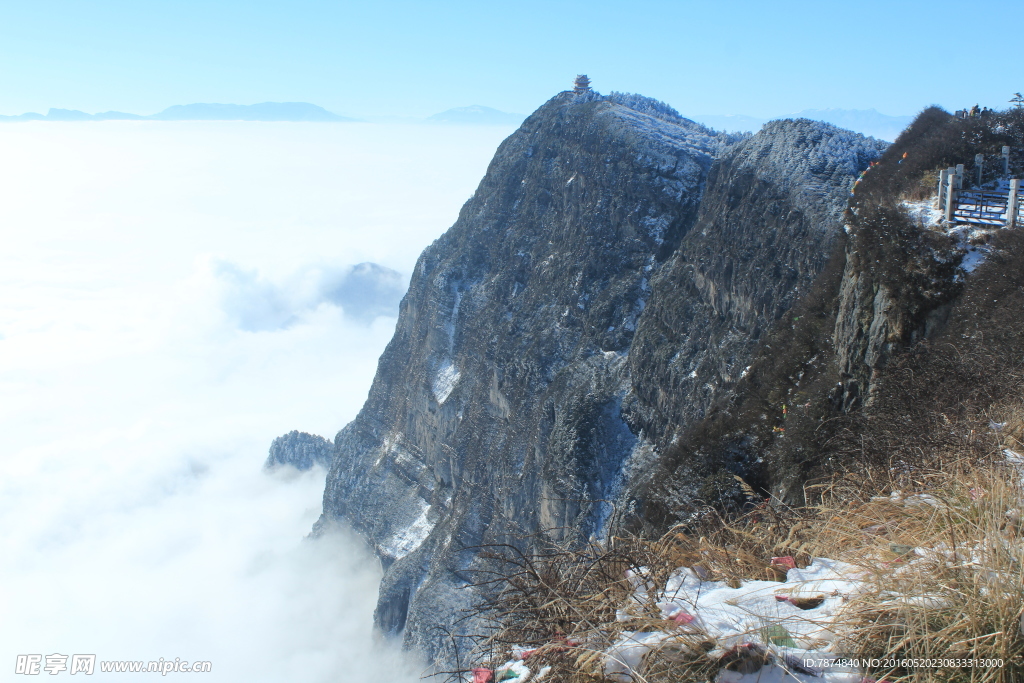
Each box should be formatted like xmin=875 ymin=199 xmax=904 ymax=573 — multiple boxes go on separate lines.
xmin=633 ymin=106 xmax=1024 ymax=524
xmin=457 ymin=107 xmax=1024 ymax=682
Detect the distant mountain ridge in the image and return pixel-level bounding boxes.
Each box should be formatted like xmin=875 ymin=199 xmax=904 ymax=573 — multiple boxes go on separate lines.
xmin=150 ymin=102 xmax=353 ymax=121
xmin=0 ymin=102 xmax=356 ymax=122
xmin=0 ymin=109 xmax=135 ymax=122
xmin=425 ymin=105 xmax=525 ymax=125
xmin=0 ymin=102 xmax=912 ymax=139
xmin=0 ymin=102 xmax=528 ymax=125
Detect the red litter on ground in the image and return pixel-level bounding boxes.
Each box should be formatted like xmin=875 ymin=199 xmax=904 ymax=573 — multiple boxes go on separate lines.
xmin=472 ymin=668 xmax=493 ymax=683
xmin=672 ymin=611 xmax=695 ymax=624
xmin=552 ymin=634 xmax=580 ymax=649
xmin=771 ymin=556 xmax=796 ymax=570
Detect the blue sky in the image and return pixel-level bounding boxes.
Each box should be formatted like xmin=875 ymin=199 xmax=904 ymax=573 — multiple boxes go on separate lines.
xmin=1 ymin=0 xmax=1021 ymax=119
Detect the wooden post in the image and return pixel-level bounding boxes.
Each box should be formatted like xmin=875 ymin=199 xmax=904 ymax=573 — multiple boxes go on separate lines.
xmin=1004 ymin=146 xmax=1011 ymax=177
xmin=976 ymin=154 xmax=984 ymax=186
xmin=1009 ymin=179 xmax=1021 ymax=228
xmin=945 ymin=173 xmax=958 ymax=223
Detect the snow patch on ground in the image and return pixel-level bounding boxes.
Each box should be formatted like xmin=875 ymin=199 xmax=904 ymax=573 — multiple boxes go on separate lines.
xmin=901 ymin=198 xmax=943 ymax=228
xmin=947 ymin=223 xmax=996 ymax=275
xmin=960 ymin=246 xmax=987 ymax=273
xmin=490 ymin=482 xmax=1024 ymax=682
xmin=433 ymin=359 xmax=460 ymax=404
xmin=903 ymin=198 xmax=998 ymax=275
xmin=602 ymin=558 xmax=868 ymax=682
xmin=491 ymin=558 xmax=871 ymax=683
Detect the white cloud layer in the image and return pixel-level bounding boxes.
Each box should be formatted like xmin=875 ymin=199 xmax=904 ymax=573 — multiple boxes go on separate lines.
xmin=0 ymin=121 xmax=515 ymax=681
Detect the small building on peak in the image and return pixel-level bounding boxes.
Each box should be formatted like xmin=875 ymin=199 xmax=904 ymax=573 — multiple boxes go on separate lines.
xmin=573 ymin=74 xmax=591 ymax=94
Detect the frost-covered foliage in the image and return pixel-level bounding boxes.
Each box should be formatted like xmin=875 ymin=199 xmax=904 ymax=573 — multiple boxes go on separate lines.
xmin=731 ymin=119 xmax=887 ymax=227
xmin=264 ymin=430 xmax=334 ymax=470
xmin=606 ymin=91 xmax=749 ymax=147
xmin=605 ymin=92 xmax=691 ymax=125
xmin=602 ymin=95 xmax=735 ymax=168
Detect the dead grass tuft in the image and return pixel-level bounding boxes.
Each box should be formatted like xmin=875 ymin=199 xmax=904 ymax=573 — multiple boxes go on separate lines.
xmin=456 ymin=445 xmax=1024 ymax=681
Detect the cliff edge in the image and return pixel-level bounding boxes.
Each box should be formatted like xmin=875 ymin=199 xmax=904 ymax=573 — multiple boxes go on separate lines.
xmin=295 ymin=90 xmax=883 ymax=663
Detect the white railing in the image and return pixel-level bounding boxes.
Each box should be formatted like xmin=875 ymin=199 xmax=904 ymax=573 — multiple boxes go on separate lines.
xmin=953 ymin=185 xmax=1020 ymax=226
xmin=937 ymin=147 xmax=1020 ymax=227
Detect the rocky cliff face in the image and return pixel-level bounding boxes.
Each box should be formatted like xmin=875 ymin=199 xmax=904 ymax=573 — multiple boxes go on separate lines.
xmin=265 ymin=430 xmax=334 ymax=470
xmin=625 ymin=120 xmax=884 ymax=448
xmin=294 ymin=91 xmax=883 ymax=664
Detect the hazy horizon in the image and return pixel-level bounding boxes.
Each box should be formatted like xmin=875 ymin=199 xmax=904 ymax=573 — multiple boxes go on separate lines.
xmin=0 ymin=100 xmax=922 ymax=144
xmin=0 ymin=99 xmax=919 ymax=120
xmin=0 ymin=120 xmax=517 ymax=681
xmin=2 ymin=1 xmax=1020 ymax=121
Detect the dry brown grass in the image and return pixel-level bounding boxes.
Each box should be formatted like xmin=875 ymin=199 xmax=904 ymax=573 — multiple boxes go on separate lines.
xmin=805 ymin=458 xmax=1024 ymax=682
xmin=899 ymin=169 xmax=940 ymax=203
xmin=457 ymin=446 xmax=1024 ymax=682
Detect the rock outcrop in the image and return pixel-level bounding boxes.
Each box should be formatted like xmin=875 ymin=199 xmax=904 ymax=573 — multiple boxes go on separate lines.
xmin=288 ymin=90 xmax=883 ymax=664
xmin=265 ymin=430 xmax=334 ymax=470
xmin=625 ymin=120 xmax=884 ymax=447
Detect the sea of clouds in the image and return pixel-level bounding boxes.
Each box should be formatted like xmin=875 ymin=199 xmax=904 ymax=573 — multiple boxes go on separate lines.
xmin=0 ymin=120 xmax=515 ymax=681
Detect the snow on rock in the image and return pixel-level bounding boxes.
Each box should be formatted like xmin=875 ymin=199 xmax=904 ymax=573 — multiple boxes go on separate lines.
xmin=433 ymin=359 xmax=461 ymax=404
xmin=639 ymin=214 xmax=671 ymax=245
xmin=381 ymin=498 xmax=434 ymax=560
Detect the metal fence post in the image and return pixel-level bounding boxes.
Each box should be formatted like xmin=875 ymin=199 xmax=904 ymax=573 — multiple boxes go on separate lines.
xmin=1009 ymin=179 xmax=1021 ymax=228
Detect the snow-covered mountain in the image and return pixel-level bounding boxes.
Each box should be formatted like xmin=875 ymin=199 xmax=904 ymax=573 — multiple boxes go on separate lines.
xmin=690 ymin=108 xmax=914 ymax=141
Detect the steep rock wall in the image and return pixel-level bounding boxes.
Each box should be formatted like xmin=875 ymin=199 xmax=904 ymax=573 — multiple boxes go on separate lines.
xmin=318 ymin=92 xmax=727 ymax=659
xmin=626 ymin=120 xmax=885 ymax=447
xmin=299 ymin=93 xmax=882 ymax=664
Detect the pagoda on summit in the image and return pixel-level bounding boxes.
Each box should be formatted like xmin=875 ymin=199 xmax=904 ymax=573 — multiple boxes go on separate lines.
xmin=573 ymin=74 xmax=591 ymax=94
